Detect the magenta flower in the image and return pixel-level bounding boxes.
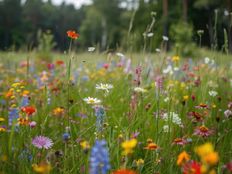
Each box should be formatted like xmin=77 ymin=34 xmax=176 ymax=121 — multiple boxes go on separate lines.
xmin=32 ymin=136 xmax=53 ymax=149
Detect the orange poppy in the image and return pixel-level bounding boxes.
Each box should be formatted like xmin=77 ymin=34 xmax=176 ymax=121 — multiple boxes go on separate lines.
xmin=67 ymin=30 xmax=79 ymax=39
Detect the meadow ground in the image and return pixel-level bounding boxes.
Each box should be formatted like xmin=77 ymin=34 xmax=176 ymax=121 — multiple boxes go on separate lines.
xmin=0 ymin=49 xmax=231 ymax=174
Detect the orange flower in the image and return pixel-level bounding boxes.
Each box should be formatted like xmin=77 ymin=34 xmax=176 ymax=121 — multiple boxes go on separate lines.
xmin=144 ymin=142 xmax=158 ymax=150
xmin=53 ymin=107 xmax=65 ymax=116
xmin=18 ymin=117 xmax=30 ymax=125
xmin=67 ymin=30 xmax=79 ymax=39
xmin=112 ymin=169 xmax=137 ymax=174
xmin=177 ymin=151 xmax=190 ymax=166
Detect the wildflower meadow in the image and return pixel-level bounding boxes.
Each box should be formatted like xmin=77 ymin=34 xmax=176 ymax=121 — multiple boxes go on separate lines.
xmin=0 ymin=1 xmax=232 ymax=174
xmin=0 ymin=31 xmax=231 ymax=174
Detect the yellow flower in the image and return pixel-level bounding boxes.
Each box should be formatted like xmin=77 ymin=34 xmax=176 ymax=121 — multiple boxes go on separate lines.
xmin=177 ymin=151 xmax=190 ymax=166
xmin=195 ymin=143 xmax=214 ymax=157
xmin=22 ymin=90 xmax=30 ymax=96
xmin=183 ymin=95 xmax=189 ymax=101
xmin=195 ymin=143 xmax=219 ymax=166
xmin=1 ymin=155 xmax=7 ymax=162
xmin=0 ymin=117 xmax=5 ymax=122
xmin=212 ymin=104 xmax=216 ymax=108
xmin=172 ymin=56 xmax=180 ymax=62
xmin=121 ymin=139 xmax=137 ymax=155
xmin=135 ymin=158 xmax=144 ymax=167
xmin=80 ymin=141 xmax=90 ymax=150
xmin=32 ymin=162 xmax=52 ymax=174
xmin=53 ymin=107 xmax=65 ymax=116
xmin=0 ymin=127 xmax=6 ymax=132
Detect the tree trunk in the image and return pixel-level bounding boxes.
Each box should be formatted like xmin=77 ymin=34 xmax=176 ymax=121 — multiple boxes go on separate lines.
xmin=162 ymin=0 xmax=168 ymax=50
xmin=183 ymin=0 xmax=188 ymax=22
xmin=226 ymin=0 xmax=232 ymax=53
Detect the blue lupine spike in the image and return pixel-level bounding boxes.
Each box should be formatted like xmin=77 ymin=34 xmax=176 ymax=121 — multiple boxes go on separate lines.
xmin=8 ymin=108 xmax=19 ymax=126
xmin=90 ymin=140 xmax=110 ymax=174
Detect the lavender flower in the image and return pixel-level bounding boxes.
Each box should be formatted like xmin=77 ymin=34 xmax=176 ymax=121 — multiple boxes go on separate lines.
xmin=90 ymin=140 xmax=110 ymax=174
xmin=32 ymin=136 xmax=53 ymax=149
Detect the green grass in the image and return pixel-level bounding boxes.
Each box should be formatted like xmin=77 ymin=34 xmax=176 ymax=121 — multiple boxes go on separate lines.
xmin=0 ymin=49 xmax=231 ymax=174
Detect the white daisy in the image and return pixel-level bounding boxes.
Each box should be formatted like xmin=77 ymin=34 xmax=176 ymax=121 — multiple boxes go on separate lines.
xmin=96 ymin=83 xmax=113 ymax=93
xmin=83 ymin=97 xmax=101 ymax=105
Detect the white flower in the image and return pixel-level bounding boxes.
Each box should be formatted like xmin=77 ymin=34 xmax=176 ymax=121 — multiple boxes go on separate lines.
xmin=163 ymin=65 xmax=173 ymax=75
xmin=171 ymin=112 xmax=182 ymax=126
xmin=173 ymin=67 xmax=179 ymax=71
xmin=164 ymin=97 xmax=170 ymax=102
xmin=147 ymin=32 xmax=154 ymax=37
xmin=155 ymin=48 xmax=161 ymax=53
xmin=204 ymin=57 xmax=210 ymax=64
xmin=224 ymin=10 xmax=229 ymax=16
xmin=209 ymin=90 xmax=218 ymax=97
xmin=88 ymin=47 xmax=95 ymax=52
xmin=163 ymin=125 xmax=170 ymax=133
xmin=96 ymin=83 xmax=113 ymax=93
xmin=134 ymin=87 xmax=147 ymax=93
xmin=162 ymin=112 xmax=182 ymax=127
xmin=83 ymin=97 xmax=101 ymax=105
xmin=162 ymin=36 xmax=169 ymax=41
xmin=116 ymin=52 xmax=125 ymax=57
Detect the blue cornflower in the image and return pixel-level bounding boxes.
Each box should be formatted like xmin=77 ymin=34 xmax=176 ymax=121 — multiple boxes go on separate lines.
xmin=90 ymin=140 xmax=110 ymax=174
xmin=62 ymin=133 xmax=70 ymax=141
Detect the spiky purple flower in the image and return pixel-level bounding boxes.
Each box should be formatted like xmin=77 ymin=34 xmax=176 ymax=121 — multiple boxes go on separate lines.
xmin=32 ymin=136 xmax=53 ymax=149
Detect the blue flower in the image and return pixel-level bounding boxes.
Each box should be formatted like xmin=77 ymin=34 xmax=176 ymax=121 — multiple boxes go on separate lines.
xmin=90 ymin=140 xmax=110 ymax=174
xmin=62 ymin=133 xmax=70 ymax=141
xmin=94 ymin=106 xmax=105 ymax=132
xmin=21 ymin=96 xmax=29 ymax=107
xmin=8 ymin=108 xmax=19 ymax=126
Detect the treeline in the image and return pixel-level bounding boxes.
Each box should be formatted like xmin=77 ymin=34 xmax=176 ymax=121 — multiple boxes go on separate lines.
xmin=0 ymin=0 xmax=231 ymax=54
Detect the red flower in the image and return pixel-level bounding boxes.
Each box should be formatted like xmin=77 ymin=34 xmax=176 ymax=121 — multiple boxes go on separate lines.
xmin=112 ymin=169 xmax=137 ymax=174
xmin=56 ymin=60 xmax=64 ymax=65
xmin=103 ymin=63 xmax=109 ymax=69
xmin=21 ymin=106 xmax=36 ymax=116
xmin=67 ymin=30 xmax=79 ymax=39
xmin=182 ymin=160 xmax=201 ymax=174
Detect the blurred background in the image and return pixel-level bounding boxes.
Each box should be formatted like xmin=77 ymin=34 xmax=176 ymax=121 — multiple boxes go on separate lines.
xmin=0 ymin=0 xmax=231 ymax=55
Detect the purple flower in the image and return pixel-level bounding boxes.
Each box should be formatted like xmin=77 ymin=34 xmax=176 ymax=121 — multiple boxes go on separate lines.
xmin=32 ymin=136 xmax=53 ymax=149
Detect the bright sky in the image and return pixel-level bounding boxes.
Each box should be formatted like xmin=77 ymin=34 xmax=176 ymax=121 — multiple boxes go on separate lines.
xmin=51 ymin=0 xmax=92 ymax=8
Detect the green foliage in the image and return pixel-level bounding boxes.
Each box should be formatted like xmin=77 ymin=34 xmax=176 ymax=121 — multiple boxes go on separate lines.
xmin=37 ymin=30 xmax=56 ymax=61
xmin=170 ymin=21 xmax=197 ymax=57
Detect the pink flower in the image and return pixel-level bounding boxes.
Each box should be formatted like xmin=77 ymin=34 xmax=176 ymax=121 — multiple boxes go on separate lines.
xmin=193 ymin=125 xmax=213 ymax=137
xmin=32 ymin=136 xmax=53 ymax=149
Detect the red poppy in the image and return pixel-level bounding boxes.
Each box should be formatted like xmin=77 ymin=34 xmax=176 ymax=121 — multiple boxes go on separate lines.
xmin=21 ymin=106 xmax=36 ymax=116
xmin=67 ymin=30 xmax=79 ymax=39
